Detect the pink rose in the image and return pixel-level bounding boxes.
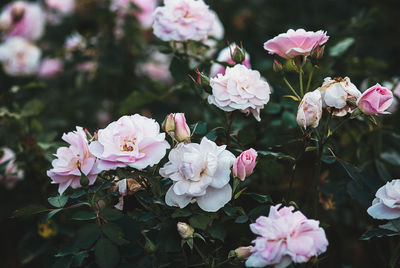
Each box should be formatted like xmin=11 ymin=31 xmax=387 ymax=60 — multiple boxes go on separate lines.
xmin=208 ymin=64 xmax=271 ymax=121
xmin=264 ymin=29 xmax=329 ymax=59
xmin=246 ymin=204 xmax=328 ymax=268
xmin=296 ymin=90 xmax=323 ymax=129
xmin=367 ymin=179 xmax=400 ymax=220
xmin=0 ymin=1 xmax=46 ymax=41
xmin=153 ymin=0 xmax=216 ymax=41
xmin=174 ymin=113 xmax=191 ymax=142
xmin=0 ymin=148 xmax=24 ymax=189
xmin=110 ymin=0 xmax=157 ymax=28
xmin=89 ymin=114 xmax=170 ymax=171
xmin=210 ymin=43 xmax=251 ymax=78
xmin=46 ymin=0 xmax=75 ymax=15
xmin=39 ymin=58 xmax=63 ymax=79
xmin=47 ymin=127 xmax=100 ymax=194
xmin=357 ymin=83 xmax=393 ymax=115
xmin=233 ymin=149 xmax=257 ymax=181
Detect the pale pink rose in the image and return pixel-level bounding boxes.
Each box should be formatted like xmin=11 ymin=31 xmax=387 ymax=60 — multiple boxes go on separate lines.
xmin=235 ymin=246 xmax=253 ymax=260
xmin=202 ymin=11 xmax=225 ymax=57
xmin=208 ymin=64 xmax=271 ymax=121
xmin=210 ymin=43 xmax=251 ymax=78
xmin=38 ymin=58 xmax=63 ymax=79
xmin=0 ymin=148 xmax=24 ymax=189
xmin=0 ymin=1 xmax=46 ymax=41
xmin=47 ymin=127 xmax=100 ymax=195
xmin=46 ymin=0 xmax=75 ymax=15
xmin=246 ymin=204 xmax=328 ymax=268
xmin=233 ymin=149 xmax=257 ymax=181
xmin=137 ymin=51 xmax=173 ymax=83
xmin=0 ymin=37 xmax=41 ymax=76
xmin=367 ymin=179 xmax=400 ymax=220
xmin=153 ymin=0 xmax=216 ymax=41
xmin=114 ymin=178 xmax=127 ymax=210
xmin=110 ymin=0 xmax=157 ymax=28
xmin=89 ymin=114 xmax=170 ymax=171
xmin=264 ymin=29 xmax=329 ymax=59
xmin=160 ymin=137 xmax=235 ymax=212
xmin=357 ymin=83 xmax=393 ymax=115
xmin=296 ymin=90 xmax=323 ymax=129
xmin=317 ymin=77 xmax=361 ymax=117
xmin=177 ymin=222 xmax=194 ymax=239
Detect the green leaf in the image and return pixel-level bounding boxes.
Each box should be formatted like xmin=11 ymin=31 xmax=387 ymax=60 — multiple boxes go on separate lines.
xmin=248 ymin=193 xmax=272 ymax=203
xmin=95 ymin=237 xmax=120 ymax=268
xmin=381 ymin=151 xmax=400 ymax=166
xmin=52 ymin=256 xmax=72 ymax=268
xmin=48 ymin=195 xmax=69 ymax=208
xmin=375 ymin=160 xmax=391 ymax=182
xmin=102 ymin=223 xmax=129 ymax=246
xmin=75 ymin=223 xmax=100 ymax=249
xmin=21 ymin=99 xmax=44 ymax=117
xmin=13 ymin=205 xmax=48 ymax=218
xmin=234 ymin=187 xmax=247 ymax=199
xmin=43 ymin=208 xmax=63 ymax=221
xmin=189 ymin=215 xmax=213 ymax=230
xmin=72 ymin=251 xmax=88 ymax=267
xmin=360 ymin=228 xmax=397 ymax=240
xmin=265 ymin=102 xmax=281 ymax=115
xmin=207 ymin=221 xmax=226 ymax=242
xmin=258 ymin=151 xmax=295 ymax=162
xmin=72 ymin=210 xmax=96 ymax=221
xmin=329 ymin=37 xmax=355 ymax=56
xmin=171 ymin=208 xmax=192 ymax=218
xmin=235 ymin=215 xmax=248 ymax=224
xmin=100 ymin=208 xmax=124 ymax=221
xmin=70 ymin=189 xmax=86 ymax=199
xmin=206 ymin=130 xmax=217 ymax=141
xmin=191 ymin=122 xmax=207 ymax=135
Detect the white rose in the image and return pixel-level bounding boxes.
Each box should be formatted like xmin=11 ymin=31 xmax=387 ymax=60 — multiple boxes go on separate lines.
xmin=318 ymin=77 xmax=361 ymax=116
xmin=160 ymin=137 xmax=235 ymax=212
xmin=296 ymin=90 xmax=323 ymax=129
xmin=367 ymin=179 xmax=400 ymax=220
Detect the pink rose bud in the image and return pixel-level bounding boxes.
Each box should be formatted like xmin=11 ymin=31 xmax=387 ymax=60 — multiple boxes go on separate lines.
xmin=231 ymin=44 xmax=246 ymax=64
xmin=177 ymin=222 xmax=194 ymax=239
xmin=234 ymin=246 xmax=253 ymax=259
xmin=195 ymin=68 xmax=210 ymax=88
xmin=174 ymin=113 xmax=191 ymax=142
xmin=162 ymin=113 xmax=175 ymax=133
xmin=357 ymin=83 xmax=394 ymax=115
xmin=272 ymin=59 xmax=283 ymax=73
xmin=233 ymin=149 xmax=258 ymax=181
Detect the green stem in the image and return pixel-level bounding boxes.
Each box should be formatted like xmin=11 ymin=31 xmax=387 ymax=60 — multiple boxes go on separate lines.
xmin=299 ymin=68 xmax=304 ymax=97
xmin=306 ymin=68 xmax=315 ymax=92
xmin=194 ymin=244 xmax=209 ymax=266
xmin=226 ymin=112 xmax=236 ymax=147
xmin=283 ymin=76 xmax=301 ymax=100
xmin=313 ymin=135 xmax=323 ymax=218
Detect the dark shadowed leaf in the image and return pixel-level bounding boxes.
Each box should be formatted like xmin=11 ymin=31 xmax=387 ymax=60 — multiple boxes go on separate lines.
xmin=95 ymin=237 xmax=119 ymax=268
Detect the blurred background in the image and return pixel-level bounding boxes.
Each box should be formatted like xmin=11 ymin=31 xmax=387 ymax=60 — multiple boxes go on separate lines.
xmin=1 ymin=0 xmax=400 ymax=267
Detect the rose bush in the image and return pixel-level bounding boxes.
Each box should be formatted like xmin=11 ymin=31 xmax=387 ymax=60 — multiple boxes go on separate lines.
xmin=1 ymin=0 xmax=400 ymax=267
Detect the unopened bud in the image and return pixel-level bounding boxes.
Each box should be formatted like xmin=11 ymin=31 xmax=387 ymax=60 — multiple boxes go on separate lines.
xmin=313 ymin=45 xmax=325 ymax=59
xmin=234 ymin=246 xmax=253 ymax=259
xmin=173 ymin=113 xmax=191 ymax=142
xmin=231 ymin=44 xmax=246 ymax=64
xmin=273 ymin=59 xmax=283 ymax=72
xmin=195 ymin=68 xmax=210 ymax=88
xmin=162 ymin=113 xmax=175 ymax=133
xmin=177 ymin=222 xmax=194 ymax=239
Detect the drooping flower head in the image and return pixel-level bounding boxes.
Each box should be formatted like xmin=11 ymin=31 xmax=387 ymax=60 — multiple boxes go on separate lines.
xmin=160 ymin=137 xmax=235 ymax=212
xmin=0 ymin=147 xmax=24 ymax=189
xmin=357 ymin=83 xmax=393 ymax=115
xmin=47 ymin=127 xmax=100 ymax=194
xmin=296 ymin=90 xmax=323 ymax=129
xmin=210 ymin=43 xmax=251 ymax=78
xmin=0 ymin=37 xmax=41 ymax=76
xmin=367 ymin=179 xmax=400 ymax=220
xmin=89 ymin=114 xmax=170 ymax=171
xmin=264 ymin=29 xmax=329 ymax=59
xmin=317 ymin=77 xmax=361 ymax=117
xmin=0 ymin=1 xmax=46 ymax=41
xmin=208 ymin=64 xmax=271 ymax=121
xmin=246 ymin=204 xmax=328 ymax=268
xmin=153 ymin=0 xmax=216 ymax=41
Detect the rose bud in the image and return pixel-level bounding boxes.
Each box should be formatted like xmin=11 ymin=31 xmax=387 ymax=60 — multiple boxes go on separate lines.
xmin=177 ymin=222 xmax=194 ymax=239
xmin=195 ymin=68 xmax=210 ymax=88
xmin=233 ymin=149 xmax=258 ymax=181
xmin=296 ymin=90 xmax=323 ymax=129
xmin=234 ymin=246 xmax=253 ymax=259
xmin=174 ymin=113 xmax=191 ymax=142
xmin=357 ymin=83 xmax=393 ymax=115
xmin=231 ymin=44 xmax=246 ymax=64
xmin=272 ymin=59 xmax=283 ymax=73
xmin=162 ymin=113 xmax=175 ymax=133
